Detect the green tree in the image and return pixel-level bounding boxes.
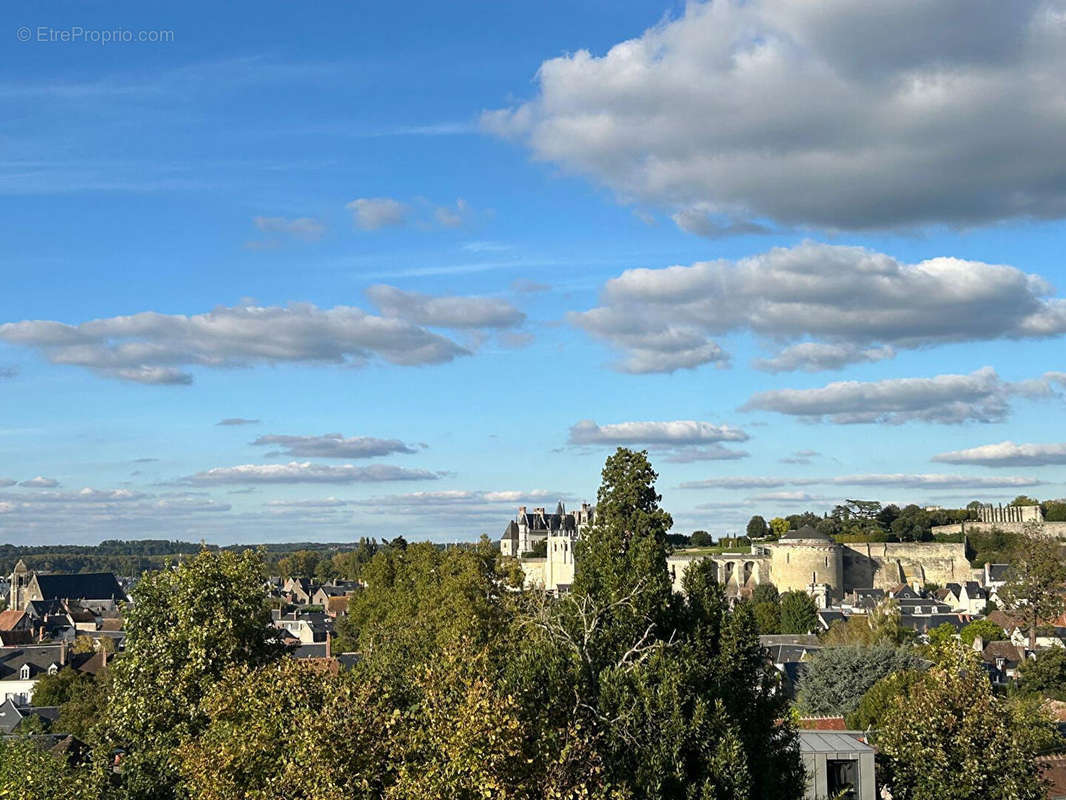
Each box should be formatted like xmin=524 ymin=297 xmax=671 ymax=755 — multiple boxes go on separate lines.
xmin=926 ymin=623 xmax=958 ymax=647
xmin=276 ymin=549 xmax=321 ymax=578
xmin=999 ymin=523 xmax=1066 ymax=649
xmin=845 ymin=668 xmax=926 ymax=730
xmin=779 ymin=591 xmax=818 ymax=634
xmin=27 ymin=666 xmax=92 ymax=707
xmin=746 ymin=516 xmax=769 ymax=539
xmin=798 ymin=645 xmax=922 ymax=716
xmin=0 ymin=732 xmax=105 ymax=800
xmin=572 ymin=448 xmax=673 ymax=660
xmin=1018 ymin=646 xmax=1066 ymax=700
xmin=689 ymin=530 xmax=713 ymax=547
xmin=753 ymin=601 xmax=781 ymax=635
xmin=752 ymin=583 xmax=780 ymax=605
xmin=769 ymin=517 xmax=790 ymax=538
xmin=959 ymin=618 xmax=1006 ymax=647
xmin=179 ymin=658 xmax=397 ymax=800
xmin=1010 ymin=496 xmax=1040 ymax=507
xmin=103 ymin=548 xmax=285 ymax=800
xmin=877 ymin=648 xmax=1051 ymax=800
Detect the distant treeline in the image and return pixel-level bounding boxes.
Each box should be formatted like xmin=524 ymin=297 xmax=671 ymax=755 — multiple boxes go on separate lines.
xmin=0 ymin=536 xmax=447 ymax=578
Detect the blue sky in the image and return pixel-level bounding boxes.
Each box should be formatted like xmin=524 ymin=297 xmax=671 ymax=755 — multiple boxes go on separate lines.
xmin=2 ymin=0 xmax=1065 ymax=544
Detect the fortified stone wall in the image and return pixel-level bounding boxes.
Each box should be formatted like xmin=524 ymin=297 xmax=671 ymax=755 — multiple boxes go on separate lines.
xmin=931 ymin=521 xmax=1066 ymax=538
xmin=841 ymin=542 xmax=970 ymax=590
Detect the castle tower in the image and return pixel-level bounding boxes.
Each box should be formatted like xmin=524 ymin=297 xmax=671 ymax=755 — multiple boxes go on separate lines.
xmin=767 ymin=526 xmax=843 ymax=603
xmin=9 ymin=559 xmax=30 ymax=610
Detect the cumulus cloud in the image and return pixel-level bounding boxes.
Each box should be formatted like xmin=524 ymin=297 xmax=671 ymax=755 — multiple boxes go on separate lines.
xmin=484 ymin=0 xmax=1066 ymax=230
xmin=933 ymin=441 xmax=1066 ymax=467
xmin=346 ymin=197 xmax=409 ymax=230
xmin=568 ymin=419 xmax=748 ymax=446
xmin=251 ymin=433 xmax=419 ymax=459
xmin=366 ymin=285 xmax=526 ymax=329
xmin=181 ymin=461 xmax=440 ymax=485
xmin=0 ymin=302 xmax=469 ymax=384
xmin=252 ymin=216 xmax=326 ymax=241
xmin=265 ymin=497 xmax=350 ymax=508
xmin=19 ymin=476 xmax=59 ymax=488
xmin=754 ymin=343 xmax=896 ymax=373
xmin=741 ymin=367 xmax=1065 ymax=424
xmin=217 ymin=418 xmax=260 ymax=426
xmin=434 ymin=198 xmax=471 ymax=228
xmin=569 ymin=242 xmax=1066 ymax=373
xmin=680 ymin=474 xmax=1042 ymax=490
xmin=569 ymin=418 xmax=749 ymax=461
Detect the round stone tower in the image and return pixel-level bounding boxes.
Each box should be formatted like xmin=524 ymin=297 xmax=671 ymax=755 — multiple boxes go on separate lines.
xmin=767 ymin=526 xmax=842 ymax=603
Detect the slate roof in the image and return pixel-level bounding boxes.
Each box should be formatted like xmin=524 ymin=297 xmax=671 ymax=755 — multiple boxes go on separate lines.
xmin=981 ymin=641 xmax=1028 ymax=669
xmin=986 ymin=563 xmax=1011 ymax=583
xmin=0 ymin=646 xmax=65 ymax=681
xmin=798 ymin=731 xmax=874 ymax=754
xmin=33 ymin=573 xmax=126 ymax=603
xmin=900 ymin=613 xmax=970 ymax=633
xmin=780 ymin=525 xmax=830 ymax=541
xmin=0 ymin=700 xmax=58 ymax=734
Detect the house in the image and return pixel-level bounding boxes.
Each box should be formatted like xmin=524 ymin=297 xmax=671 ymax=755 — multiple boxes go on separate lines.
xmin=0 ymin=698 xmax=59 ymax=734
xmin=311 ymin=583 xmax=355 ymax=607
xmin=281 ymin=577 xmax=317 ymax=606
xmin=799 ymin=730 xmax=876 ymax=800
xmin=0 ymin=610 xmax=32 ymax=633
xmin=272 ymin=610 xmax=331 ymax=644
xmin=760 ymin=634 xmax=821 ymax=699
xmin=1009 ymin=626 xmax=1066 ymax=649
xmin=325 ymin=595 xmax=350 ymax=618
xmin=983 ymin=563 xmax=1011 ymax=591
xmin=848 ymin=589 xmax=885 ymax=610
xmin=957 ymin=581 xmax=990 ymax=615
xmin=0 ymin=644 xmax=70 ymax=704
xmin=978 ymin=640 xmax=1032 ymax=683
xmin=901 ymin=613 xmax=971 ymax=636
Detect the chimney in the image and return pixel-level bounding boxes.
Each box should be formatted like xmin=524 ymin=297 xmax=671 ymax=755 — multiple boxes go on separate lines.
xmin=325 ymin=633 xmax=332 ymax=659
xmin=972 ymin=636 xmax=983 ymax=652
xmin=101 ymin=647 xmax=108 ymax=668
xmin=60 ymin=638 xmax=67 ymax=666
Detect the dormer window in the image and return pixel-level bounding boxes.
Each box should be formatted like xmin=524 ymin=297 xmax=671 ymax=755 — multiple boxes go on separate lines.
xmin=48 ymin=663 xmax=58 ymax=675
xmin=19 ymin=664 xmax=30 ymax=680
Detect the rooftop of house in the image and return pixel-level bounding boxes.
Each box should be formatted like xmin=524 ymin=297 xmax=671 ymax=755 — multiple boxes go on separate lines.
xmin=0 ymin=645 xmax=67 ymax=681
xmin=797 ymin=716 xmax=846 ymax=731
xmin=0 ymin=610 xmax=27 ymax=631
xmin=32 ymin=573 xmax=126 ymax=603
xmin=797 ymin=730 xmax=874 ymax=755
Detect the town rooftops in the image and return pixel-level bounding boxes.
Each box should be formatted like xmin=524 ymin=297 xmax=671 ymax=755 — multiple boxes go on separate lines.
xmin=33 ymin=573 xmax=126 ymax=603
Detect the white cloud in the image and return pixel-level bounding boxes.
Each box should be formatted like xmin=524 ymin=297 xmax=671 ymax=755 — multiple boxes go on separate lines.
xmin=252 ymin=433 xmax=418 ymax=459
xmin=754 ymin=343 xmax=895 ymax=373
xmin=569 ymin=242 xmax=1066 ymax=373
xmin=933 ymin=441 xmax=1066 ymax=467
xmin=346 ymin=197 xmax=409 ymax=230
xmin=19 ymin=476 xmax=59 ymax=488
xmin=217 ymin=418 xmax=260 ymax=426
xmin=265 ymin=497 xmax=350 ymax=508
xmin=181 ymin=461 xmax=440 ymax=485
xmin=366 ymin=285 xmax=526 ymax=329
xmin=0 ymin=302 xmax=469 ymax=384
xmin=485 ymin=0 xmax=1066 ymax=230
xmin=569 ymin=419 xmax=748 ymax=445
xmin=569 ymin=419 xmax=749 ymax=461
xmin=434 ymin=198 xmax=470 ymax=228
xmin=741 ymin=367 xmax=1062 ymax=424
xmin=0 ymin=479 xmax=15 ymax=488
xmin=252 ymin=216 xmax=326 ymax=241
xmin=679 ymin=474 xmax=1043 ymax=490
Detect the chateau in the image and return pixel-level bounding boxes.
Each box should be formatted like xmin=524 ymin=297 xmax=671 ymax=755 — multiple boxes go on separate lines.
xmin=504 ymin=511 xmax=972 ymax=606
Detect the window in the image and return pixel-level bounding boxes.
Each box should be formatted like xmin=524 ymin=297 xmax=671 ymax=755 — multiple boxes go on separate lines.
xmin=48 ymin=663 xmax=58 ymax=675
xmin=19 ymin=664 xmax=30 ymax=681
xmin=826 ymin=759 xmax=857 ymax=800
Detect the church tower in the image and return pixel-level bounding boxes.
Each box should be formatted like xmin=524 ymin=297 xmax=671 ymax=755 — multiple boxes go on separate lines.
xmin=9 ymin=560 xmax=30 ymax=610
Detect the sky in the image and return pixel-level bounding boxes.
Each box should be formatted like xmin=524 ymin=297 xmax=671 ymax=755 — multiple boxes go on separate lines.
xmin=2 ymin=0 xmax=1066 ymax=545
